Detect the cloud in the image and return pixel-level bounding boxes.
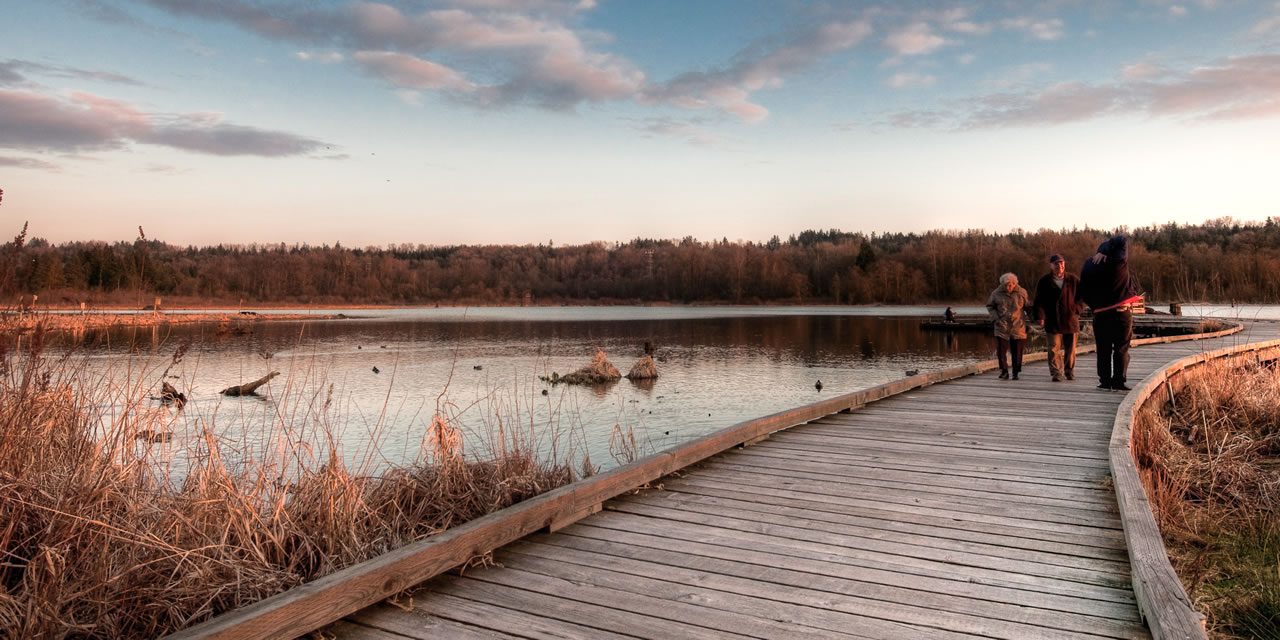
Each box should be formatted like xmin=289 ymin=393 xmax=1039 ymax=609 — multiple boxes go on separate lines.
xmin=0 ymin=156 xmax=61 ymax=171
xmin=634 ymin=117 xmax=722 ymax=147
xmin=296 ymin=50 xmax=345 ymax=63
xmin=646 ymin=19 xmax=872 ymax=122
xmin=1000 ymin=17 xmax=1064 ymax=41
xmin=886 ymin=72 xmax=936 ymax=89
xmin=0 ymin=89 xmax=331 ymax=157
xmin=353 ymin=51 xmax=472 ymax=90
xmin=0 ymin=59 xmax=145 ymax=87
xmin=958 ymin=53 xmax=977 ymax=65
xmin=144 ymin=0 xmax=645 ymax=111
xmin=887 ymin=54 xmax=1280 ymax=129
xmin=1122 ymin=62 xmax=1170 ymax=79
xmin=884 ymin=22 xmax=947 ymax=56
xmin=1169 ymin=5 xmax=1188 ymax=16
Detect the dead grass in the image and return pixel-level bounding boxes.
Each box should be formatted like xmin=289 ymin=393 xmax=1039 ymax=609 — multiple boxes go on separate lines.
xmin=0 ymin=323 xmax=575 ymax=638
xmin=1136 ymin=358 xmax=1280 ymax=639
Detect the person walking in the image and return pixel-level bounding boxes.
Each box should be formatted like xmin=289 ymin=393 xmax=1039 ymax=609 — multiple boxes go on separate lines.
xmin=1033 ymin=254 xmax=1081 ymax=382
xmin=1077 ymin=235 xmax=1143 ymax=391
xmin=986 ymin=273 xmax=1029 ymax=380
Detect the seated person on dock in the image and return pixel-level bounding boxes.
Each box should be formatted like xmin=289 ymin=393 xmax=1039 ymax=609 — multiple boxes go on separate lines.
xmin=943 ymin=306 xmax=955 ymax=323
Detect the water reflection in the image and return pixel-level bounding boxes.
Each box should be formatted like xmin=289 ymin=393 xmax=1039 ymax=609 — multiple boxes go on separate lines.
xmin=52 ymin=312 xmax=997 ymax=475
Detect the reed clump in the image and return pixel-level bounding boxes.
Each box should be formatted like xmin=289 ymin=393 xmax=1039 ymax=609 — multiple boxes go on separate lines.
xmin=1136 ymin=358 xmax=1280 ymax=639
xmin=0 ymin=325 xmax=575 ymax=637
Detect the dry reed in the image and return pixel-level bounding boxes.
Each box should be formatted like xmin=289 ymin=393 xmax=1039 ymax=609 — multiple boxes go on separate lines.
xmin=1136 ymin=358 xmax=1280 ymax=639
xmin=0 ymin=323 xmax=575 ymax=638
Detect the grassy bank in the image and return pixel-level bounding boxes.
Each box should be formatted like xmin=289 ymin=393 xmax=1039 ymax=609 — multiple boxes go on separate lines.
xmin=1137 ymin=359 xmax=1280 ymax=638
xmin=0 ymin=325 xmax=579 ymax=637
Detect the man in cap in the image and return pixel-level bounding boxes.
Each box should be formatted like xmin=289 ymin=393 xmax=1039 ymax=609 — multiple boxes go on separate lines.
xmin=1033 ymin=254 xmax=1081 ymax=382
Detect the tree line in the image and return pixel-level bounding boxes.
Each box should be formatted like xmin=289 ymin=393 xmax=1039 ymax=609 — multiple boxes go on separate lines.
xmin=4 ymin=218 xmax=1279 ymax=306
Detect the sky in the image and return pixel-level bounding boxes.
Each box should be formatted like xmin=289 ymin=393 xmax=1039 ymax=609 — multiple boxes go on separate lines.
xmin=2 ymin=0 xmax=1279 ymax=247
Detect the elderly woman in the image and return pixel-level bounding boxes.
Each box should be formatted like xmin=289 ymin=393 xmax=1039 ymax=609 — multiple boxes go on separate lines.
xmin=986 ymin=272 xmax=1029 ymax=380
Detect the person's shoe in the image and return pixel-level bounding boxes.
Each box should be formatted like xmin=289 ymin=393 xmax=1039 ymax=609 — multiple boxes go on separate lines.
xmin=1065 ymin=372 xmax=1074 ymax=380
xmin=1011 ymin=373 xmax=1019 ymax=380
xmin=1112 ymin=383 xmax=1132 ymax=391
xmin=1051 ymin=375 xmax=1062 ymax=382
xmin=1097 ymin=383 xmax=1112 ymax=390
xmin=998 ymin=371 xmax=1009 ymax=380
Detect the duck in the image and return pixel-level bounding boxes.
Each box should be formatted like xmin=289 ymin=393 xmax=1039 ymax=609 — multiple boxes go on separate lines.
xmin=372 ymin=366 xmax=380 ymax=374
xmin=814 ymin=380 xmax=824 ymax=391
xmin=905 ymin=369 xmax=920 ymax=377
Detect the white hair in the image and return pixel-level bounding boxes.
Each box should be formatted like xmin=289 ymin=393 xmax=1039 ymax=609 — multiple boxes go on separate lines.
xmin=999 ymin=272 xmax=1018 ymax=285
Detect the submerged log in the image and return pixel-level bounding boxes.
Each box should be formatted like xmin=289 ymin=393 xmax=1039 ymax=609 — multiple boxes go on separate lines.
xmin=221 ymin=371 xmax=280 ymax=397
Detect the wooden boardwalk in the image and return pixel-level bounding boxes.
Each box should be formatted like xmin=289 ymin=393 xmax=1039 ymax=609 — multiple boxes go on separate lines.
xmin=328 ymin=323 xmax=1280 ymax=640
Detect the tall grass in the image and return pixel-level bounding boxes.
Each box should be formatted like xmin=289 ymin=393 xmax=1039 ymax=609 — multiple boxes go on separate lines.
xmin=1136 ymin=358 xmax=1280 ymax=639
xmin=0 ymin=324 xmax=577 ymax=638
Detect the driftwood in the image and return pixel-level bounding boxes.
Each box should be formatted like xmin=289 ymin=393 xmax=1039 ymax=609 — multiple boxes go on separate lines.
xmin=221 ymin=371 xmax=280 ymax=397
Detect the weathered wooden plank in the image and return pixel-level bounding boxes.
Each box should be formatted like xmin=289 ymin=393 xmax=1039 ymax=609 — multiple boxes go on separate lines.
xmin=784 ymin=426 xmax=1114 ymax=462
xmin=697 ymin=458 xmax=1118 ymax=513
xmin=424 ymin=573 xmax=756 ymax=639
xmin=505 ymin=539 xmax=1149 ymax=639
xmin=729 ymin=441 xmax=1109 ymax=488
xmin=326 ymin=621 xmax=419 ymax=640
xmin=662 ymin=476 xmax=1126 ymax=545
xmin=593 ymin=502 xmax=1130 ymax=587
xmin=525 ymin=532 xmax=1140 ymax=622
xmin=498 ymin=544 xmax=1138 ymax=640
xmin=347 ymin=603 xmax=522 ymax=639
xmin=372 ymin=591 xmax=634 ymax=640
xmin=486 ymin=552 xmax=889 ymax=640
xmin=617 ymin=490 xmax=1127 ymax=572
xmin=723 ymin=448 xmax=1118 ymax=505
xmin=456 ymin=563 xmax=867 ymax=640
xmin=563 ymin=520 xmax=1137 ymax=604
xmin=696 ymin=460 xmax=1120 ymax=520
xmin=645 ymin=483 xmax=1129 ymax=561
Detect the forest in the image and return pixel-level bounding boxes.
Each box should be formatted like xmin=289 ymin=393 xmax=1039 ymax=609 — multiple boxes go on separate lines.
xmin=3 ymin=218 xmax=1279 ymax=306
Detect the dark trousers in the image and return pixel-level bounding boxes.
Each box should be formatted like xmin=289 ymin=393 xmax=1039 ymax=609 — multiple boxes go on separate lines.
xmin=996 ymin=337 xmax=1023 ymax=375
xmin=1093 ymin=311 xmax=1132 ymax=385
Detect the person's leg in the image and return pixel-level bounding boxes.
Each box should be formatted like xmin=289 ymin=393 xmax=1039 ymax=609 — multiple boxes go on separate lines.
xmin=1047 ymin=333 xmax=1063 ymax=380
xmin=1063 ymin=332 xmax=1078 ymax=379
xmin=1011 ymin=339 xmax=1024 ymax=378
xmin=1113 ymin=311 xmax=1133 ymax=387
xmin=996 ymin=337 xmax=1010 ymax=378
xmin=1094 ymin=315 xmax=1114 ymax=388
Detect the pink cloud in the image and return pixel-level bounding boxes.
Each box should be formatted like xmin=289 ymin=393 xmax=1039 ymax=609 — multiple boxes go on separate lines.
xmin=887 ymin=54 xmax=1280 ymax=129
xmin=354 ymin=51 xmax=472 ymax=91
xmin=884 ymin=22 xmax=947 ymax=56
xmin=0 ymin=89 xmax=329 ymax=157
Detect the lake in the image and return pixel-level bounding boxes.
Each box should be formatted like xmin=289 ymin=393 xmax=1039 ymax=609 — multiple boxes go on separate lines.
xmin=51 ymin=305 xmax=1094 ymax=477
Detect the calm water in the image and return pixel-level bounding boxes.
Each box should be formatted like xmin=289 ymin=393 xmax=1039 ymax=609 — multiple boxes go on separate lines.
xmin=55 ymin=306 xmax=1039 ymax=475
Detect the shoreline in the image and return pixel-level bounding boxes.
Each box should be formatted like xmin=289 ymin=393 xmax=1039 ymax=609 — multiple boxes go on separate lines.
xmin=0 ymin=310 xmax=350 ymax=334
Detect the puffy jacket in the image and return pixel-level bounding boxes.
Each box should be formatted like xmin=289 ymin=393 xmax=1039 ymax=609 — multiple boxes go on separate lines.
xmin=986 ymin=285 xmax=1029 ymax=340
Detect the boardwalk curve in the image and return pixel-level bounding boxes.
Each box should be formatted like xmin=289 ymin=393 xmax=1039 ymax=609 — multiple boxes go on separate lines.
xmin=169 ymin=320 xmax=1280 ymax=640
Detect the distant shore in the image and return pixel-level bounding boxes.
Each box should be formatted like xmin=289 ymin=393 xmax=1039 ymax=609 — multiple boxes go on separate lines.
xmin=0 ymin=309 xmax=350 ymax=335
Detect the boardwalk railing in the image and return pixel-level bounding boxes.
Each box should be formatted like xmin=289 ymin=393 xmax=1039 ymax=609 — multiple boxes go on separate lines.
xmin=1110 ymin=327 xmax=1279 ymax=640
xmin=167 ymin=319 xmax=1245 ymax=640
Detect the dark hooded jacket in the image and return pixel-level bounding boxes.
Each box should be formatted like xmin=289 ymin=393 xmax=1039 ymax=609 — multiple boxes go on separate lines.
xmin=1033 ymin=272 xmax=1081 ymax=334
xmin=1077 ymin=235 xmax=1139 ymax=311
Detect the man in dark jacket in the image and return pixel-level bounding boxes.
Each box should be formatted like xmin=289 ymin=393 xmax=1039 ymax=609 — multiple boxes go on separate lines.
xmin=1033 ymin=254 xmax=1081 ymax=382
xmin=1077 ymin=235 xmax=1142 ymax=391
